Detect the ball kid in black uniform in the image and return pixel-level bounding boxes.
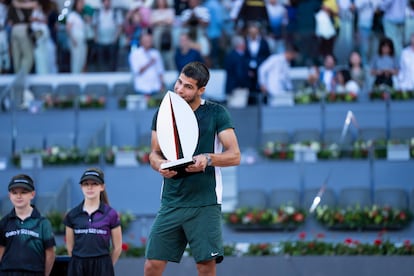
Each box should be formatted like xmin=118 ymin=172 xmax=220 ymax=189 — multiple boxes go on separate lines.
xmin=63 ymin=168 xmax=122 ymax=276
xmin=0 ymin=174 xmax=56 ymax=276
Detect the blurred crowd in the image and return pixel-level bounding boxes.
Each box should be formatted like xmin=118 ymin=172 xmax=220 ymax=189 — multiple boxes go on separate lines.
xmin=0 ymin=0 xmax=414 ymax=105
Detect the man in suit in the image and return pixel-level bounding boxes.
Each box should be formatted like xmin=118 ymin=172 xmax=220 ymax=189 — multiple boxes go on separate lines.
xmin=224 ymin=35 xmax=250 ymax=107
xmin=244 ymin=21 xmax=271 ymax=105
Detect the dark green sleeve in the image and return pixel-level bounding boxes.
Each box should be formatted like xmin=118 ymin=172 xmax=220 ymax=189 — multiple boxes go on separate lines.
xmin=42 ymin=218 xmax=56 ymax=249
xmin=151 ymin=109 xmax=159 ymax=131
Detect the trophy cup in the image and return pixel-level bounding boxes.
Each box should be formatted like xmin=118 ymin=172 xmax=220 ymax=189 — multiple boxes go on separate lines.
xmin=156 ymin=91 xmax=199 ymax=177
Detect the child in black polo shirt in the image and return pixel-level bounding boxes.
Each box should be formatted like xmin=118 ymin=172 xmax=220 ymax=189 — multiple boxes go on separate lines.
xmin=0 ymin=174 xmax=56 ymax=275
xmin=63 ymin=168 xmax=122 ymax=276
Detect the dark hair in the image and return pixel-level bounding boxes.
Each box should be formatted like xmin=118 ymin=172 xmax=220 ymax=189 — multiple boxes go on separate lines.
xmin=285 ymin=43 xmax=299 ymax=54
xmin=348 ymin=50 xmax=362 ymax=68
xmin=181 ymin=61 xmax=210 ymax=88
xmin=378 ymin=37 xmax=395 ymax=56
xmin=338 ymin=68 xmax=351 ymax=83
xmin=72 ymin=0 xmax=83 ymax=13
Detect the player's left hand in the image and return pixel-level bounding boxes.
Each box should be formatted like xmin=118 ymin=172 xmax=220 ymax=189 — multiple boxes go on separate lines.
xmin=186 ymin=154 xmax=207 ymax=172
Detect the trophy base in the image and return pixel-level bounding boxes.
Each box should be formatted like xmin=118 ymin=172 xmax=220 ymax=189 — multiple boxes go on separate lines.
xmin=161 ymin=157 xmax=195 ymax=179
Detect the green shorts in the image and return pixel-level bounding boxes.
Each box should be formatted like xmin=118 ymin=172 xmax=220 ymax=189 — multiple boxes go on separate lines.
xmin=145 ymin=205 xmax=224 ymax=263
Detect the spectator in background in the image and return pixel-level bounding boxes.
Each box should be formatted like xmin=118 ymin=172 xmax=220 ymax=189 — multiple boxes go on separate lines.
xmin=370 ymin=37 xmax=399 ymax=88
xmin=150 ymin=0 xmax=175 ymax=70
xmin=232 ymin=0 xmax=269 ymax=32
xmin=30 ymin=0 xmax=57 ymax=74
xmin=317 ymin=54 xmax=337 ymax=93
xmin=294 ymin=0 xmax=321 ymax=66
xmin=316 ymin=0 xmax=339 ymax=60
xmin=66 ymin=0 xmax=87 ymax=73
xmin=398 ymin=33 xmax=414 ymax=91
xmin=258 ymin=43 xmax=298 ymax=106
xmin=405 ymin=1 xmax=414 ymax=45
xmin=129 ymin=32 xmax=165 ymax=103
xmin=0 ymin=0 xmax=11 ymax=74
xmin=47 ymin=0 xmax=58 ymax=45
xmin=174 ymin=0 xmax=188 ymax=15
xmin=284 ymin=0 xmax=298 ymax=47
xmin=244 ymin=21 xmax=271 ymax=105
xmin=353 ymin=0 xmax=379 ymax=64
xmin=180 ymin=0 xmax=211 ymax=63
xmin=265 ymin=0 xmax=288 ymax=54
xmin=204 ymin=0 xmax=226 ymax=68
xmin=123 ymin=1 xmax=150 ymax=52
xmin=7 ymin=0 xmax=34 ymax=74
xmin=335 ymin=0 xmax=355 ymax=65
xmin=83 ymin=3 xmax=96 ymax=71
xmin=334 ymin=68 xmax=360 ymax=94
xmin=174 ymin=31 xmax=204 ymax=72
xmin=348 ymin=51 xmax=366 ymax=91
xmin=380 ymin=0 xmax=407 ymax=59
xmin=13 ymin=0 xmax=58 ymax=74
xmin=224 ymin=35 xmax=250 ymax=107
xmin=93 ymin=0 xmax=123 ymax=72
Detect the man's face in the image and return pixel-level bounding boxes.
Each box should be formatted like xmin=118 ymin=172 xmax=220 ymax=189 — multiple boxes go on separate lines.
xmin=174 ymin=74 xmax=205 ymax=105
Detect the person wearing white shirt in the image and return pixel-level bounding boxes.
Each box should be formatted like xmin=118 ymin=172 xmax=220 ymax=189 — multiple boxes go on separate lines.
xmin=258 ymin=44 xmax=298 ymax=106
xmin=93 ymin=0 xmax=123 ymax=71
xmin=129 ymin=32 xmax=165 ymax=100
xmin=66 ymin=0 xmax=87 ymax=73
xmin=398 ymin=33 xmax=414 ymax=91
xmin=180 ymin=0 xmax=211 ymax=58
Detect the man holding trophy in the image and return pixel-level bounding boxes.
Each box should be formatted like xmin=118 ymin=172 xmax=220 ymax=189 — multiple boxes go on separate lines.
xmin=145 ymin=61 xmax=241 ymax=276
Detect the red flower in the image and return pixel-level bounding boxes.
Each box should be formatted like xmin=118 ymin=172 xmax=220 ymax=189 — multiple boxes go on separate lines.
xmin=344 ymin=238 xmax=353 ymax=245
xmin=141 ymin=153 xmax=150 ymax=163
xmin=122 ymin=243 xmax=129 ymax=251
xmin=140 ymin=237 xmax=147 ymax=245
xmin=259 ymin=243 xmax=269 ymax=250
xmin=229 ymin=213 xmax=239 ymax=224
xmin=293 ymin=213 xmax=304 ymax=222
xmin=398 ymin=212 xmax=407 ymax=220
xmin=404 ymin=240 xmax=411 ymax=248
xmin=279 ymin=151 xmax=287 ymax=159
xmin=316 ymin=233 xmax=325 ymax=239
xmin=298 ymin=232 xmax=306 ymax=240
xmin=245 ymin=212 xmax=255 ymax=221
xmin=334 ymin=212 xmax=344 ymax=223
xmin=374 ymin=239 xmax=382 ymax=246
xmin=263 ymin=148 xmax=273 ymax=156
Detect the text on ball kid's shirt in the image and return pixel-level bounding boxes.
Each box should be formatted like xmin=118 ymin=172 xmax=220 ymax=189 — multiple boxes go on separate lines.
xmin=63 ymin=201 xmax=120 ymax=258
